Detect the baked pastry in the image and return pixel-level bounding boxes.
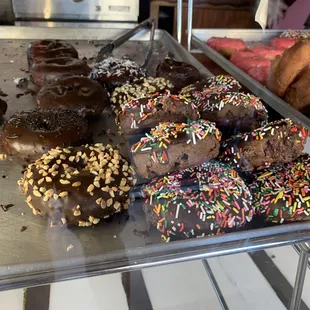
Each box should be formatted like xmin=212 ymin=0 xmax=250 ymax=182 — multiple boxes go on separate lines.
xmin=119 ymin=93 xmax=200 ymax=136
xmin=180 ymin=75 xmax=242 ymax=100
xmin=31 ymin=58 xmax=90 ymax=88
xmin=142 ymin=161 xmax=254 ymax=241
xmin=20 ymin=144 xmax=135 ymax=227
xmin=90 ymin=56 xmax=147 ymax=93
xmin=219 ymin=119 xmax=308 ymax=171
xmin=249 ymin=154 xmax=310 ymax=224
xmin=280 ymin=30 xmax=310 ymax=40
xmin=181 ymin=92 xmax=268 ymax=137
xmin=2 ymin=109 xmax=90 ymax=161
xmin=230 ymin=51 xmax=271 ymax=72
xmin=131 ymin=120 xmax=221 ymax=179
xmin=285 ymin=68 xmax=310 ymax=117
xmin=111 ymin=77 xmax=174 ymax=114
xmin=27 ymin=40 xmax=78 ymax=68
xmin=268 ymin=40 xmax=310 ymax=97
xmin=249 ymin=45 xmax=285 ymax=60
xmin=0 ymin=98 xmax=7 ymax=123
xmin=156 ymin=57 xmax=200 ymax=91
xmin=269 ymin=37 xmax=298 ymax=49
xmin=207 ymin=37 xmax=247 ymax=58
xmin=37 ymin=76 xmax=109 ymax=117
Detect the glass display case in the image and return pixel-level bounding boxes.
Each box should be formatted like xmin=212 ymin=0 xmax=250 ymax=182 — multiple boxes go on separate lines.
xmin=0 ymin=1 xmax=309 ymax=309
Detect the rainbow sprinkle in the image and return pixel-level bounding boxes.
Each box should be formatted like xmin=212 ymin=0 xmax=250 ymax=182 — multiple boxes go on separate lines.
xmin=143 ymin=161 xmax=254 ymax=241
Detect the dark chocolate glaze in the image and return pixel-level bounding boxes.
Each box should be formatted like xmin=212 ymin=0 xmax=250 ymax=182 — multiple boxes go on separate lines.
xmin=37 ymin=76 xmax=109 ymax=117
xmin=142 ymin=161 xmax=254 ymax=241
xmin=219 ymin=119 xmax=308 ymax=171
xmin=31 ymin=57 xmax=90 ymax=88
xmin=0 ymin=98 xmax=7 ymax=123
xmin=119 ymin=94 xmax=200 ymax=136
xmin=21 ymin=144 xmax=135 ymax=227
xmin=2 ymin=109 xmax=90 ymax=161
xmin=27 ymin=40 xmax=78 ymax=67
xmin=90 ymin=57 xmax=147 ymax=94
xmin=156 ymin=57 xmax=200 ymax=91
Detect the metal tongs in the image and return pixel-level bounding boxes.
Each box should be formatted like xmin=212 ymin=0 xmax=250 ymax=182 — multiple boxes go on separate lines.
xmin=96 ymin=18 xmax=156 ymax=70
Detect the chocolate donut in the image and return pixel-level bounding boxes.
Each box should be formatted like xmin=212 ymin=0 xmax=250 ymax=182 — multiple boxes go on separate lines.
xmin=20 ymin=144 xmax=135 ymax=227
xmin=2 ymin=109 xmax=90 ymax=161
xmin=219 ymin=119 xmax=308 ymax=172
xmin=37 ymin=76 xmax=109 ymax=117
xmin=143 ymin=161 xmax=254 ymax=241
xmin=90 ymin=56 xmax=147 ymax=94
xmin=111 ymin=77 xmax=174 ymax=114
xmin=27 ymin=40 xmax=78 ymax=68
xmin=156 ymin=57 xmax=200 ymax=91
xmin=0 ymin=98 xmax=7 ymax=123
xmin=249 ymin=154 xmax=310 ymax=224
xmin=119 ymin=93 xmax=200 ymax=136
xmin=192 ymin=92 xmax=268 ymax=137
xmin=31 ymin=57 xmax=90 ymax=88
xmin=131 ymin=120 xmax=221 ymax=179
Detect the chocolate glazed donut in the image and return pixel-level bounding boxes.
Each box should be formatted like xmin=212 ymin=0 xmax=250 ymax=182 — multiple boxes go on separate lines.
xmin=27 ymin=40 xmax=78 ymax=68
xmin=31 ymin=58 xmax=90 ymax=88
xmin=37 ymin=76 xmax=109 ymax=117
xmin=2 ymin=109 xmax=90 ymax=161
xmin=156 ymin=57 xmax=200 ymax=91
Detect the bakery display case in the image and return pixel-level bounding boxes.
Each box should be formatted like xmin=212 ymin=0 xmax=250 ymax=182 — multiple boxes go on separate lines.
xmin=0 ymin=0 xmax=309 ymax=309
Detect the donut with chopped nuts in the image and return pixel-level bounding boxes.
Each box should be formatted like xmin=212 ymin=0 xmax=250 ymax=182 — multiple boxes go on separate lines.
xmin=2 ymin=109 xmax=90 ymax=161
xmin=142 ymin=161 xmax=254 ymax=241
xmin=90 ymin=56 xmax=147 ymax=94
xmin=31 ymin=57 xmax=91 ymax=88
xmin=119 ymin=93 xmax=200 ymax=136
xmin=111 ymin=77 xmax=174 ymax=114
xmin=37 ymin=76 xmax=109 ymax=117
xmin=27 ymin=40 xmax=78 ymax=68
xmin=0 ymin=98 xmax=7 ymax=123
xmin=180 ymin=75 xmax=242 ymax=100
xmin=20 ymin=144 xmax=135 ymax=227
xmin=131 ymin=120 xmax=221 ymax=179
xmin=219 ymin=119 xmax=308 ymax=172
xmin=249 ymin=154 xmax=310 ymax=224
xmin=156 ymin=57 xmax=200 ymax=91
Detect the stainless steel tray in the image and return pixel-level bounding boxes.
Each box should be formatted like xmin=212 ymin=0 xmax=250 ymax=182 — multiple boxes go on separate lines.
xmin=192 ymin=29 xmax=310 ymax=129
xmin=0 ymin=27 xmax=309 ymax=291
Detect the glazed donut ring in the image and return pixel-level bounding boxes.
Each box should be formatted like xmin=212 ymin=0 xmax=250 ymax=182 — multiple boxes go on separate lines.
xmin=2 ymin=109 xmax=90 ymax=161
xmin=20 ymin=144 xmax=135 ymax=227
xmin=267 ymin=40 xmax=310 ymax=97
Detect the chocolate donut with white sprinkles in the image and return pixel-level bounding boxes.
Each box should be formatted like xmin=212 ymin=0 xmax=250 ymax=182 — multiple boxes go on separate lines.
xmin=219 ymin=119 xmax=308 ymax=171
xmin=142 ymin=161 xmax=254 ymax=241
xmin=111 ymin=77 xmax=174 ymax=114
xmin=131 ymin=120 xmax=221 ymax=179
xmin=2 ymin=109 xmax=90 ymax=161
xmin=90 ymin=56 xmax=147 ymax=94
xmin=119 ymin=93 xmax=200 ymax=136
xmin=20 ymin=144 xmax=135 ymax=227
xmin=249 ymin=154 xmax=310 ymax=224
